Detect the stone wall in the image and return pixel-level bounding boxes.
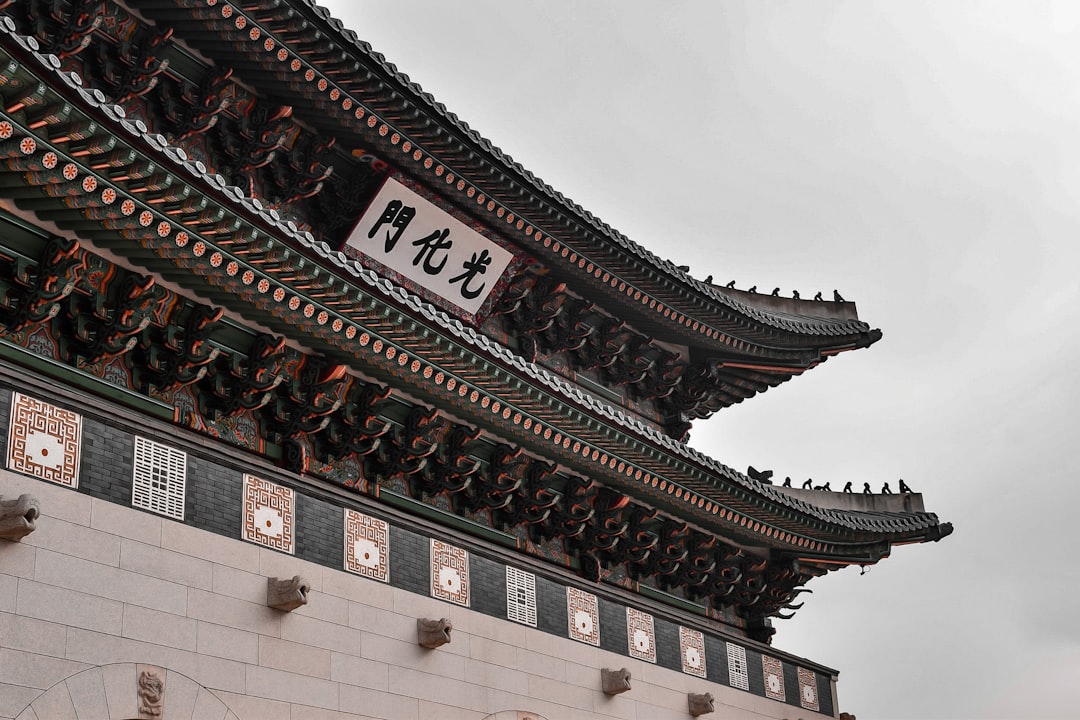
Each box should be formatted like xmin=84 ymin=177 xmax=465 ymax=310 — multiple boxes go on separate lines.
xmin=0 ymin=379 xmax=837 ymax=720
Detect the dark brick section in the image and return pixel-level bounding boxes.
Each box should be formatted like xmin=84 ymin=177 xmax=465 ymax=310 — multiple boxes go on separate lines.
xmin=703 ymin=633 xmax=731 ymax=687
xmin=746 ymin=647 xmax=766 ymax=697
xmin=535 ymin=574 xmax=568 ymax=637
xmin=389 ymin=525 xmax=429 ymax=596
xmin=0 ymin=386 xmax=10 ymax=448
xmin=78 ymin=417 xmax=134 ymax=505
xmin=469 ymin=553 xmax=507 ymax=619
xmin=783 ymin=661 xmax=801 ymax=709
xmin=296 ymin=493 xmax=343 ymax=571
xmin=817 ymin=672 xmax=834 ymax=716
xmin=186 ymin=454 xmax=242 ymax=537
xmin=654 ymin=617 xmax=682 ymax=673
xmin=598 ymin=597 xmax=627 ymax=657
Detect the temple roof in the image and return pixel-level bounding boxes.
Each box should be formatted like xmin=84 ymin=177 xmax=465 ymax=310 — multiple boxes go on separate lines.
xmin=0 ymin=5 xmax=950 ymax=629
xmin=132 ymin=0 xmax=883 ymax=359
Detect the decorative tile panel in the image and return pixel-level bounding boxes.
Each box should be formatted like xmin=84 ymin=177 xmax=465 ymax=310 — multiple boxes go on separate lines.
xmin=566 ymin=587 xmax=600 ymax=646
xmin=344 ymin=509 xmax=389 ymax=582
xmin=132 ymin=436 xmax=187 ymax=520
xmin=798 ymin=667 xmax=820 ymax=711
xmin=726 ymin=642 xmax=749 ymax=691
xmin=506 ymin=566 xmax=537 ymax=627
xmin=6 ymin=393 xmax=82 ymax=487
xmin=430 ymin=539 xmax=469 ymax=606
xmin=626 ymin=607 xmax=656 ymax=663
xmin=241 ymin=474 xmax=295 ymax=554
xmin=762 ymin=655 xmax=786 ymax=702
xmin=679 ymin=626 xmax=707 ymax=678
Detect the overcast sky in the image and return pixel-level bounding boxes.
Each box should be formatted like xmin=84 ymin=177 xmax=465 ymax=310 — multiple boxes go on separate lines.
xmin=319 ymin=3 xmax=1080 ymax=718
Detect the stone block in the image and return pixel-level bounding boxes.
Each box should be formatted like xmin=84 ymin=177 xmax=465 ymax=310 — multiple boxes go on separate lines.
xmin=0 ymin=682 xmax=40 ymax=719
xmin=190 ymin=687 xmax=229 ymax=720
xmin=338 ymin=685 xmax=418 ymax=720
xmin=162 ymin=669 xmax=200 ymax=720
xmin=64 ymin=668 xmax=108 ymax=720
xmin=258 ymin=636 xmax=332 ymax=679
xmin=16 ymin=579 xmax=123 ymax=635
xmin=195 ymin=621 xmax=259 ymax=664
xmin=0 ymin=541 xmax=35 ymax=580
xmin=119 ymin=539 xmax=214 ymax=591
xmin=281 ymin=613 xmax=363 ymax=655
xmin=0 ymin=469 xmax=91 ymax=526
xmin=293 ymin=589 xmax=349 ymax=626
xmin=329 ymin=652 xmax=390 ymax=691
xmin=0 ymin=611 xmax=67 ymax=657
xmin=211 ymin=690 xmax=290 ymax=720
xmin=186 ymin=587 xmax=281 ymax=637
xmin=34 ymin=548 xmax=187 ymax=616
xmin=90 ymin=498 xmax=161 ymax=546
xmin=386 ymin=667 xmax=486 ymax=713
xmin=161 ymin=522 xmax=260 ymax=572
xmin=25 ymin=681 xmax=76 ymax=720
xmin=0 ymin=648 xmax=88 ymax=691
xmin=24 ymin=516 xmax=120 ymax=567
xmin=100 ymin=663 xmax=137 ymax=720
xmin=121 ymin=604 xmax=197 ymax=651
xmin=244 ymin=665 xmax=339 ymax=711
xmin=211 ymin=563 xmax=267 ymax=603
xmin=0 ymin=574 xmax=17 ymax=613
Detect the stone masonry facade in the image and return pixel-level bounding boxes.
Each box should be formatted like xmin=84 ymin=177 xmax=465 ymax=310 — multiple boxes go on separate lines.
xmin=0 ymin=380 xmax=837 ymax=720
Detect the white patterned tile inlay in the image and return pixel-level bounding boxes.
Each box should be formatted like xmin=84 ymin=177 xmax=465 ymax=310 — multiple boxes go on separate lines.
xmin=726 ymin=642 xmax=749 ymax=691
xmin=679 ymin=626 xmax=707 ymax=678
xmin=566 ymin=586 xmax=600 ymax=646
xmin=798 ymin=667 xmax=820 ymax=711
xmin=763 ymin=655 xmax=786 ymax=702
xmin=7 ymin=393 xmax=82 ymax=487
xmin=626 ymin=607 xmax=656 ymax=663
xmin=132 ymin=436 xmax=187 ymax=520
xmin=506 ymin=566 xmax=537 ymax=627
xmin=241 ymin=474 xmax=295 ymax=554
xmin=430 ymin=539 xmax=469 ymax=606
xmin=344 ymin=509 xmax=389 ymax=582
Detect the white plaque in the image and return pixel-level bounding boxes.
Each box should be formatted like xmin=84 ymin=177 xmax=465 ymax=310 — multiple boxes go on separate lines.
xmin=346 ymin=178 xmax=513 ymax=315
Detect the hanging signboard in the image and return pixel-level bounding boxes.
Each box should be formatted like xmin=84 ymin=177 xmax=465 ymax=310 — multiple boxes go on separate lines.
xmin=345 ymin=178 xmax=514 ymax=316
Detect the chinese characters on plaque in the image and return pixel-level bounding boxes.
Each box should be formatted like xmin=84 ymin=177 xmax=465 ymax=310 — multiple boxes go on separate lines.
xmin=346 ymin=178 xmax=514 ymax=316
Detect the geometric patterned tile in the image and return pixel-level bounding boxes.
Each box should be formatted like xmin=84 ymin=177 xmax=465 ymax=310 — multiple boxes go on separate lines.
xmin=798 ymin=667 xmax=820 ymax=711
xmin=241 ymin=474 xmax=295 ymax=554
xmin=430 ymin=538 xmax=469 ymax=606
xmin=506 ymin=566 xmax=537 ymax=627
xmin=679 ymin=626 xmax=707 ymax=678
xmin=762 ymin=654 xmax=786 ymax=702
xmin=132 ymin=436 xmax=187 ymax=520
xmin=566 ymin=586 xmax=600 ymax=646
xmin=726 ymin=642 xmax=749 ymax=691
xmin=344 ymin=509 xmax=389 ymax=582
xmin=626 ymin=607 xmax=656 ymax=663
xmin=6 ymin=392 xmax=82 ymax=488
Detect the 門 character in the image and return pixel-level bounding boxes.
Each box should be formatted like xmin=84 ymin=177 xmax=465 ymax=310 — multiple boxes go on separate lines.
xmin=367 ymin=200 xmax=416 ymax=252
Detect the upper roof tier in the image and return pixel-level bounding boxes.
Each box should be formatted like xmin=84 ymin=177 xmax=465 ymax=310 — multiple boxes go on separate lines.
xmin=126 ymin=0 xmax=882 ymax=371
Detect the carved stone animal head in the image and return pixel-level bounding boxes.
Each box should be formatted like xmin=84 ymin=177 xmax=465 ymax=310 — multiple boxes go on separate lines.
xmin=0 ymin=494 xmax=39 ymax=542
xmin=601 ymin=667 xmax=632 ymax=695
xmin=266 ymin=575 xmax=309 ymax=612
xmin=417 ymin=617 xmax=453 ymax=648
xmin=688 ymin=691 xmax=715 ymax=716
